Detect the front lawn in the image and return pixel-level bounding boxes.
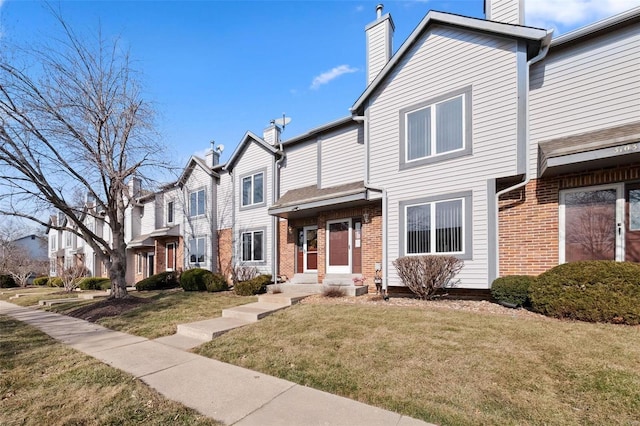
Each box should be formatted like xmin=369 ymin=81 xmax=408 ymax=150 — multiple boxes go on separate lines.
xmin=194 ymin=302 xmax=640 ymax=426
xmin=0 ymin=315 xmax=221 ymax=425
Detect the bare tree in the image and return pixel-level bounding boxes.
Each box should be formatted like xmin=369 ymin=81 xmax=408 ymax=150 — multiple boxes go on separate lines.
xmin=61 ymin=264 xmax=89 ymax=293
xmin=0 ymin=10 xmax=168 ymax=298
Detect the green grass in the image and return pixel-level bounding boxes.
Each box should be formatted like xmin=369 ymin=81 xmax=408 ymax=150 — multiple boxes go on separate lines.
xmin=0 ymin=315 xmax=221 ymax=426
xmin=0 ymin=287 xmax=71 ymax=307
xmin=49 ymin=290 xmax=257 ymax=339
xmin=194 ymin=303 xmax=640 ymax=426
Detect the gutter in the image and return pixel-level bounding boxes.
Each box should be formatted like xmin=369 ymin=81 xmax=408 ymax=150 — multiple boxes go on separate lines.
xmin=493 ymin=31 xmax=553 ymax=278
xmin=352 ymin=113 xmax=389 ymax=297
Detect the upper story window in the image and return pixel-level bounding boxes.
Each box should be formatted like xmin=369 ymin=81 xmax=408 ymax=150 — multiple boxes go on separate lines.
xmin=189 ymin=190 xmax=205 ymax=217
xmin=400 ymin=86 xmax=472 ymax=170
xmin=50 ymin=235 xmax=57 ymax=251
xmin=400 ymin=191 xmax=472 ymax=259
xmin=167 ymin=200 xmax=175 ymax=224
xmin=241 ymin=171 xmax=264 ymax=208
xmin=65 ymin=231 xmax=72 ymax=248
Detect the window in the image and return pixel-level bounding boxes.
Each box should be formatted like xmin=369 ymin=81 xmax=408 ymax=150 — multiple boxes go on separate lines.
xmin=137 ymin=253 xmax=144 ymax=274
xmin=50 ymin=236 xmax=57 ymax=251
xmin=189 ymin=190 xmax=205 ymax=217
xmin=167 ymin=201 xmax=174 ymax=224
xmin=241 ymin=172 xmax=264 ymax=207
xmin=189 ymin=237 xmax=205 ymax=264
xmin=400 ymin=87 xmax=471 ymax=169
xmin=241 ymin=230 xmax=264 ymax=262
xmin=400 ymin=192 xmax=472 ymax=258
xmin=65 ymin=231 xmax=72 ymax=248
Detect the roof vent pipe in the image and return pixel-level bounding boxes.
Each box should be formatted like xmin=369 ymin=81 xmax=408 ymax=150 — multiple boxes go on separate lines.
xmin=376 ymin=4 xmax=383 ymax=18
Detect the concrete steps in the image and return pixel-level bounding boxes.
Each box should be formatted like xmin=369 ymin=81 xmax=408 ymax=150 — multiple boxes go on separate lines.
xmin=38 ymin=298 xmax=81 ymax=306
xmin=176 ymin=317 xmax=251 ymax=340
xmin=222 ymin=302 xmax=290 ymax=323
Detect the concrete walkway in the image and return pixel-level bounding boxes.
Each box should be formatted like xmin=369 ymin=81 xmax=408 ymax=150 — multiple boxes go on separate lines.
xmin=0 ymin=300 xmax=434 ymax=426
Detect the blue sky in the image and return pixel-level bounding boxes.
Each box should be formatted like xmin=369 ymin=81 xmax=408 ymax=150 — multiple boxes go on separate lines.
xmin=2 ymin=0 xmax=639 ymax=169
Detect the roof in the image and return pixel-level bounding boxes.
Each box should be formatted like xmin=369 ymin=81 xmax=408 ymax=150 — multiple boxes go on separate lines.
xmin=351 ymin=10 xmax=551 ymax=113
xmin=539 ymin=122 xmax=640 ymax=176
xmin=551 ymin=6 xmax=640 ymax=49
xmin=148 ymin=225 xmax=181 ymax=239
xmin=176 ymin=155 xmax=219 ymax=187
xmin=281 ymin=116 xmax=355 ymax=146
xmin=225 ymin=131 xmax=279 ymax=171
xmin=269 ymin=181 xmax=373 ymax=219
xmin=127 ymin=234 xmax=155 ymax=248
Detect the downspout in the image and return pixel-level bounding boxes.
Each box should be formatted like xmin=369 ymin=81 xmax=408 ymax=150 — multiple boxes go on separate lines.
xmin=493 ymin=32 xmax=553 ymax=278
xmin=272 ymin=144 xmax=285 ymax=283
xmin=224 ymin=167 xmax=236 ymax=274
xmin=352 ymin=113 xmax=389 ymax=298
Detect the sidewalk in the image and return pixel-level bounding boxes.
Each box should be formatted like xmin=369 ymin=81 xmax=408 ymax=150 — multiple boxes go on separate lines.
xmin=0 ymin=301 xmax=434 ymax=426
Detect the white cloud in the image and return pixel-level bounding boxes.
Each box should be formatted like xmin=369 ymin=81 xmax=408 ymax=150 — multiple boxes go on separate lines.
xmin=526 ymin=0 xmax=640 ymax=33
xmin=355 ymin=5 xmax=364 ymax=12
xmin=310 ymin=65 xmax=358 ymax=90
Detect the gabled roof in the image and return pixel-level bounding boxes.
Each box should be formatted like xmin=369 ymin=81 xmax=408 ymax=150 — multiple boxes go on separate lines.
xmin=551 ymin=6 xmax=640 ymax=48
xmin=225 ymin=131 xmax=279 ymax=171
xmin=176 ymin=155 xmax=219 ymax=188
xmin=281 ymin=116 xmax=355 ymax=147
xmin=351 ymin=10 xmax=551 ymax=113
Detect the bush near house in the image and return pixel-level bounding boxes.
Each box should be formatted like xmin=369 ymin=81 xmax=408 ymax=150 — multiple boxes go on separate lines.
xmin=33 ymin=276 xmax=50 ymax=287
xmin=180 ymin=268 xmax=211 ymax=292
xmin=0 ymin=274 xmax=17 ymax=288
xmin=77 ymin=277 xmax=111 ymax=291
xmin=490 ymin=275 xmax=536 ymax=307
xmin=530 ymin=260 xmax=640 ymax=325
xmin=234 ymin=274 xmax=272 ymax=296
xmin=393 ymin=255 xmax=463 ymax=300
xmin=205 ymin=273 xmax=229 ymax=293
xmin=47 ymin=277 xmax=63 ymax=287
xmin=135 ymin=271 xmax=180 ymax=291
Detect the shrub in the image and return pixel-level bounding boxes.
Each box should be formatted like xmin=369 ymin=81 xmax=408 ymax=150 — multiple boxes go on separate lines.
xmin=491 ymin=275 xmax=536 ymax=307
xmin=322 ymin=286 xmax=345 ymax=298
xmin=48 ymin=277 xmax=63 ymax=287
xmin=231 ymin=265 xmax=259 ymax=284
xmin=180 ymin=268 xmax=211 ymax=292
xmin=205 ymin=273 xmax=229 ymax=293
xmin=0 ymin=274 xmax=17 ymax=288
xmin=234 ymin=274 xmax=272 ymax=296
xmin=135 ymin=271 xmax=180 ymax=291
xmin=530 ymin=261 xmax=640 ymax=325
xmin=393 ymin=255 xmax=463 ymax=300
xmin=78 ymin=277 xmax=111 ymax=291
xmin=33 ymin=276 xmax=50 ymax=287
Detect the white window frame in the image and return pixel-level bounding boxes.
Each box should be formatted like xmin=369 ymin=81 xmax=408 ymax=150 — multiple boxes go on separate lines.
xmin=403 ymin=198 xmax=465 ymax=256
xmin=241 ymin=171 xmax=265 ymax=208
xmin=136 ymin=252 xmax=144 ymax=274
xmin=65 ymin=231 xmax=72 ymax=248
xmin=189 ymin=189 xmax=206 ymax=217
xmin=241 ymin=230 xmax=265 ymax=262
xmin=167 ymin=200 xmax=175 ymax=224
xmin=189 ymin=237 xmax=205 ymax=264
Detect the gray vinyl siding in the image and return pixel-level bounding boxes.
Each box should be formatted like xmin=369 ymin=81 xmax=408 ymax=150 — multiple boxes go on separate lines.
xmin=367 ymin=25 xmax=521 ymax=289
xmin=486 ymin=0 xmax=522 ymax=25
xmin=182 ymin=164 xmax=216 ymax=271
xmin=234 ymin=142 xmax=273 ymax=275
xmin=217 ymin=171 xmax=233 ymax=230
xmin=320 ymin=124 xmax=364 ymax=189
xmin=367 ymin=19 xmax=391 ymax=85
xmin=529 ymin=25 xmax=640 ymax=178
xmin=280 ymin=139 xmax=318 ymax=194
xmin=140 ymin=201 xmax=156 ymax=235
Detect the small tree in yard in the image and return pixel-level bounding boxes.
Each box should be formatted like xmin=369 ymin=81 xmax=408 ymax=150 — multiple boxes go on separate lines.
xmin=61 ymin=264 xmax=90 ymax=293
xmin=393 ymin=255 xmax=463 ymax=300
xmin=0 ymin=10 xmax=170 ymax=298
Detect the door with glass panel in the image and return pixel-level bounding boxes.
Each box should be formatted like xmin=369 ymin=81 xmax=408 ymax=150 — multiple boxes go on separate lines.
xmin=625 ymin=184 xmax=640 ymax=262
xmin=326 ymin=219 xmax=351 ymax=273
xmin=560 ymin=185 xmax=623 ymax=263
xmin=303 ymin=226 xmax=318 ymax=272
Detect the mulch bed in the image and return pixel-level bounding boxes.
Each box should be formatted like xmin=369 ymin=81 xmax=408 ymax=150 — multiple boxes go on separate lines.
xmin=65 ymin=296 xmax=153 ymax=322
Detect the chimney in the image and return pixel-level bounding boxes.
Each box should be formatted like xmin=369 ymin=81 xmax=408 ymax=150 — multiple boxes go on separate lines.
xmin=484 ymin=0 xmax=524 ymax=25
xmin=365 ymin=4 xmax=395 ymax=85
xmin=205 ymin=141 xmax=220 ymax=167
xmin=128 ymin=177 xmax=142 ymax=198
xmin=263 ymin=120 xmax=281 ymax=146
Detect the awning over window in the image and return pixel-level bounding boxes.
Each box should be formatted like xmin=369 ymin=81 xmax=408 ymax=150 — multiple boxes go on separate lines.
xmin=269 ymin=181 xmax=375 ymax=219
xmin=539 ymin=122 xmax=640 ymax=177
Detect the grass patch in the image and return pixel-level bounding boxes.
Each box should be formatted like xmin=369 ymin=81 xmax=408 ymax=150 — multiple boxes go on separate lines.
xmin=0 ymin=287 xmax=73 ymax=307
xmin=0 ymin=315 xmax=221 ymax=425
xmin=194 ymin=303 xmax=640 ymax=425
xmin=49 ymin=290 xmax=257 ymax=339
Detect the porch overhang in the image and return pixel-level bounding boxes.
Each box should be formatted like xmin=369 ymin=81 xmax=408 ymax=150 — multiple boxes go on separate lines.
xmin=269 ymin=181 xmax=375 ymax=219
xmin=539 ymin=122 xmax=640 ymax=177
xmin=127 ymin=234 xmax=154 ymax=248
xmin=149 ymin=225 xmax=180 ymax=239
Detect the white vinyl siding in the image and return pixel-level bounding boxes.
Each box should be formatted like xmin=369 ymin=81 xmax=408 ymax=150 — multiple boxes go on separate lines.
xmin=319 ymin=124 xmax=364 ymax=189
xmin=280 ymin=140 xmax=318 ymax=194
xmin=217 ymin=172 xmax=233 ymax=229
xmin=529 ymin=25 xmax=640 ymax=178
xmin=367 ymin=25 xmax=519 ymax=289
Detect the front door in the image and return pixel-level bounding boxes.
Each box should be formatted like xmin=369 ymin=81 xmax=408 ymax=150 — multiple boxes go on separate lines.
xmin=326 ymin=219 xmax=351 ymax=273
xmin=147 ymin=253 xmax=155 ymax=277
xmin=560 ymin=184 xmax=623 ymax=262
xmin=303 ymin=226 xmax=318 ymax=272
xmin=626 ymin=184 xmax=640 ymax=262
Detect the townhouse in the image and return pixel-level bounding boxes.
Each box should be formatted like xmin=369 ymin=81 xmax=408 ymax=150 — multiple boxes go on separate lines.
xmin=48 ymin=0 xmax=640 ymax=296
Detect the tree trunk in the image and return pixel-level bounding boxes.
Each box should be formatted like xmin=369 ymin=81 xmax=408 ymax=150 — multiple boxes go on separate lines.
xmin=108 ymin=230 xmax=129 ymax=299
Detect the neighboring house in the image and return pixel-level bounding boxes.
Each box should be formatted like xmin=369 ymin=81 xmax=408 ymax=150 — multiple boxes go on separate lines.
xmin=47 ymin=1 xmax=640 ymax=294
xmin=10 ymin=234 xmax=47 ymax=262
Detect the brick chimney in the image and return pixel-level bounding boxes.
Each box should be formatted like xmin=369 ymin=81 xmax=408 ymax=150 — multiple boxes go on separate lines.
xmin=484 ymin=0 xmax=524 ymax=25
xmin=365 ymin=4 xmax=395 ymax=86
